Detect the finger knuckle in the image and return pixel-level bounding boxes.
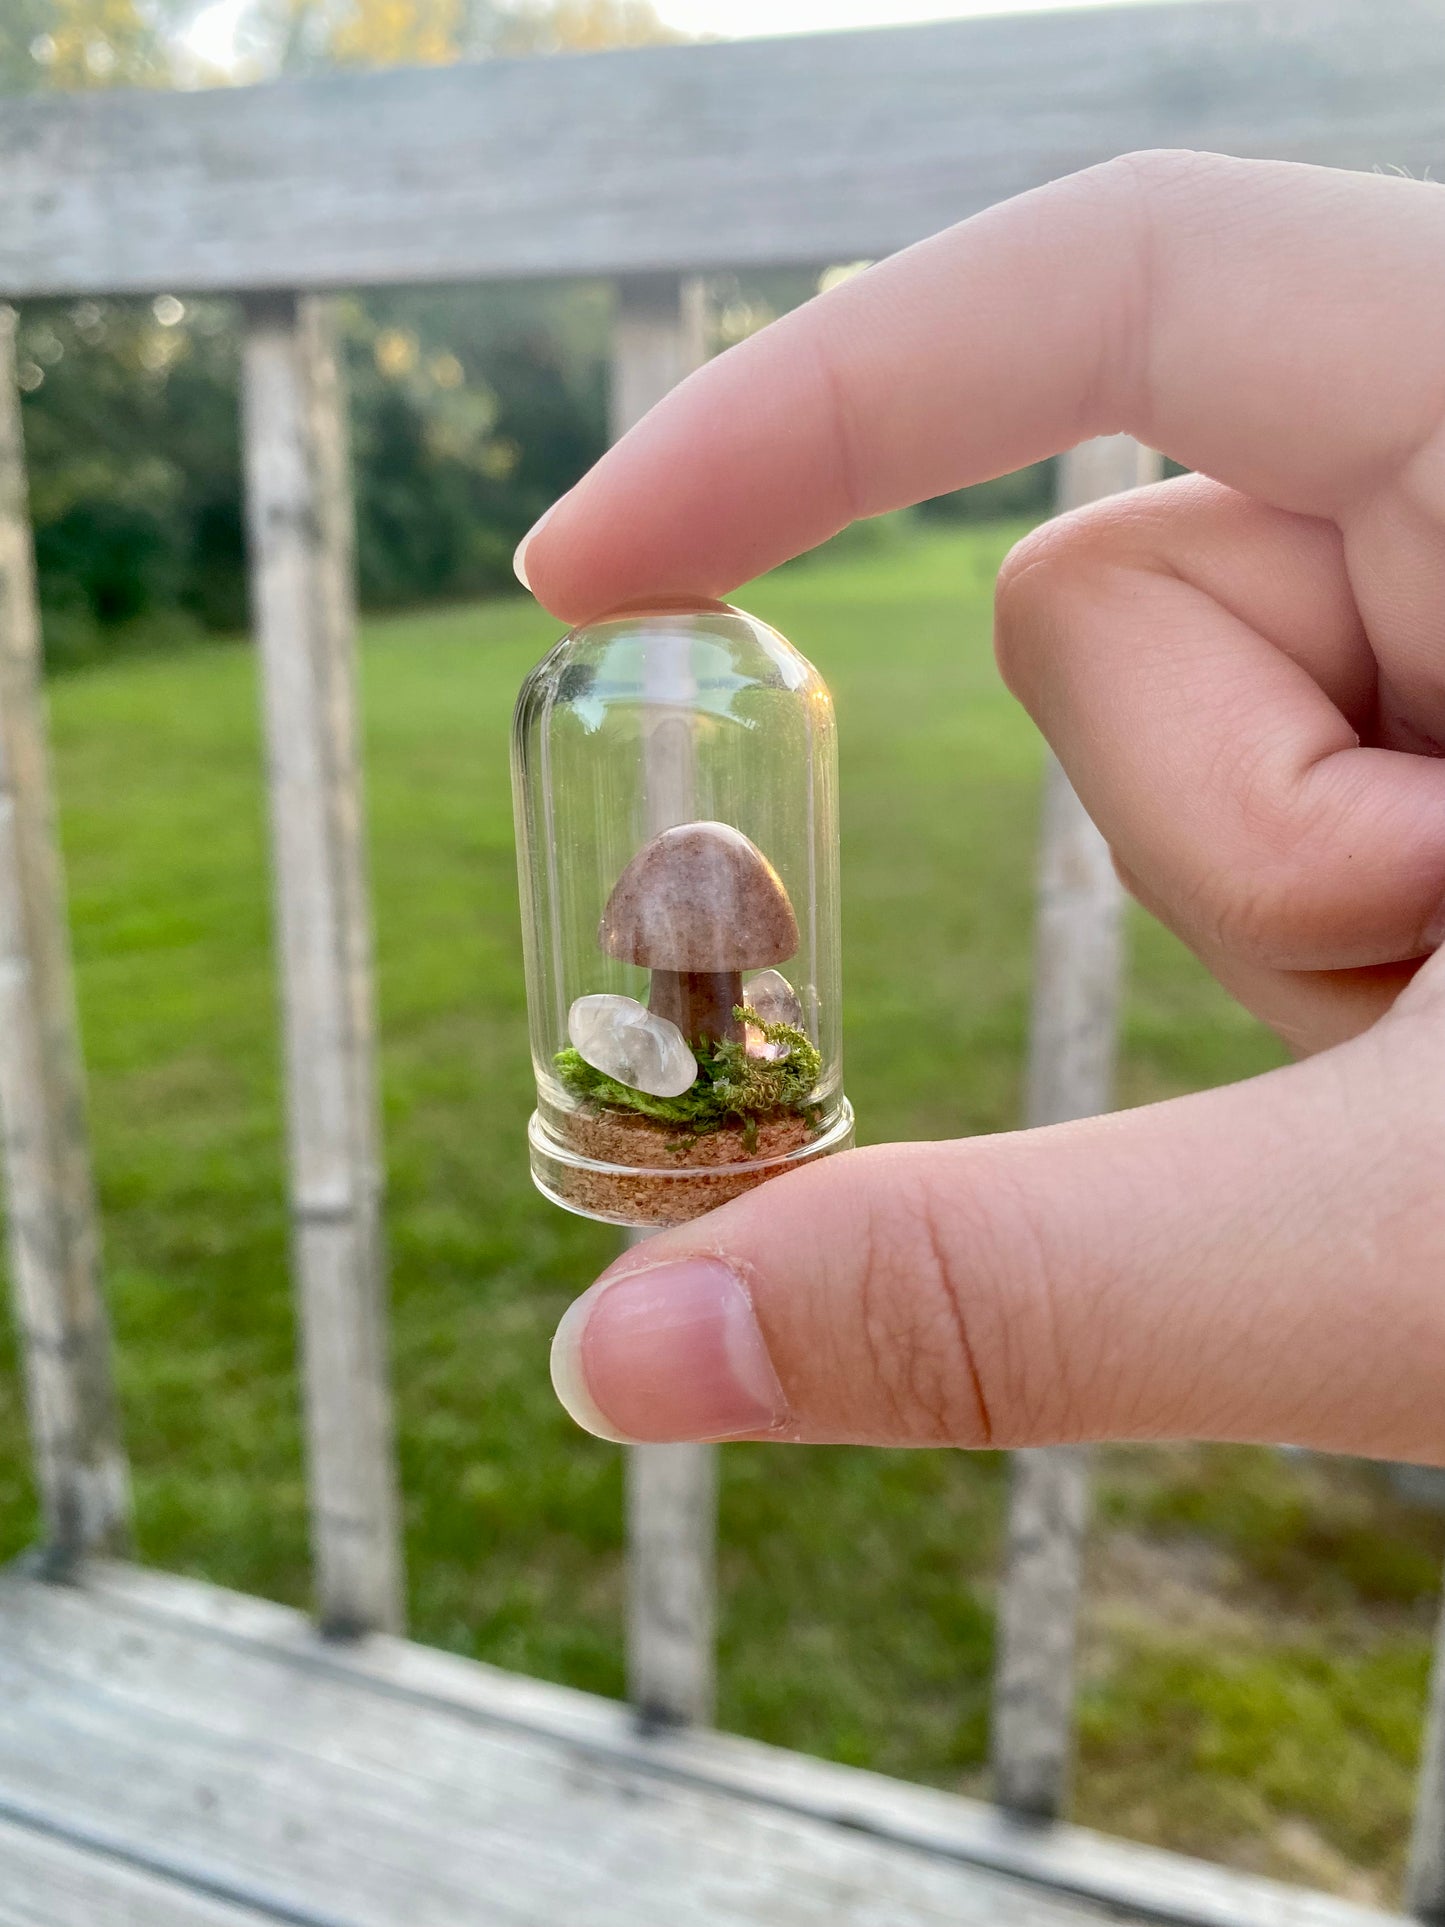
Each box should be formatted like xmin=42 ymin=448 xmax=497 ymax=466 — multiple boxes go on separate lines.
xmin=1194 ymin=866 xmax=1288 ymax=965
xmin=994 ymin=509 xmax=1124 ymax=699
xmin=844 ymin=1157 xmax=978 ymax=1444
xmin=850 ymin=1147 xmax=1050 ymax=1447
xmin=1181 ymin=855 xmax=1330 ymax=973
xmin=1151 ymin=721 xmax=1343 ymax=970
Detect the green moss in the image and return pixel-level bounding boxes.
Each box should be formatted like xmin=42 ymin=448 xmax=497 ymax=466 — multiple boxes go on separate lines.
xmin=555 ymin=1005 xmax=822 ymax=1139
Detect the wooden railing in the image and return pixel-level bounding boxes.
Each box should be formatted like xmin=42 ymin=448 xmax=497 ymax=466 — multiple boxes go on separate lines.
xmin=992 ymin=433 xmax=1163 ymax=1819
xmin=0 ymin=305 xmax=130 ymax=1573
xmin=3 ymin=4 xmax=1445 ymax=1912
xmin=241 ymin=292 xmax=404 ymax=1638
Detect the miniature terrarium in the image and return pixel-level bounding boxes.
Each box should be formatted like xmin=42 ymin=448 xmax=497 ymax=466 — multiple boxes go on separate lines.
xmin=511 ymin=602 xmax=853 ymax=1228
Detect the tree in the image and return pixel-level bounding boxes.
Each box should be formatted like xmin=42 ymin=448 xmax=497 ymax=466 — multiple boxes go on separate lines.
xmin=9 ymin=0 xmax=689 ymax=662
xmin=1 ymin=0 xmax=181 ymax=93
xmin=234 ymin=0 xmax=680 ymax=75
xmin=329 ymin=0 xmax=463 ymax=69
xmin=494 ymin=1 xmax=683 ymax=55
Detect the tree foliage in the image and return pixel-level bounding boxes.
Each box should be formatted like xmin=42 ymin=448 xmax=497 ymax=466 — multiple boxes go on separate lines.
xmin=18 ymin=281 xmax=617 ymax=666
xmin=2 ymin=0 xmax=184 ymax=93
xmin=235 ymin=0 xmax=679 ymax=74
xmin=8 ymin=0 xmax=681 ymax=663
xmin=497 ymin=1 xmax=684 ymax=54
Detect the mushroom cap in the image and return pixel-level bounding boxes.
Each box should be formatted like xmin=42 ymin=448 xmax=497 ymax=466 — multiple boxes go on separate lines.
xmin=599 ymin=821 xmax=799 ymax=971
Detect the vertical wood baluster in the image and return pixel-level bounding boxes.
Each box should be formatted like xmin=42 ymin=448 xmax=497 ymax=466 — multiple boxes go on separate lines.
xmin=626 ymin=1261 xmax=719 ymax=1730
xmin=0 ymin=305 xmax=130 ymax=1573
xmin=610 ymin=274 xmax=717 ymax=1727
xmin=991 ymin=436 xmax=1162 ymax=1818
xmin=241 ymin=293 xmax=403 ymax=1637
xmin=1408 ymin=1582 xmax=1445 ymax=1916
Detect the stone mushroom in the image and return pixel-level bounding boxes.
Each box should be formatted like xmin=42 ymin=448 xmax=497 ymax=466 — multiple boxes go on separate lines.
xmin=598 ymin=821 xmax=799 ymax=1047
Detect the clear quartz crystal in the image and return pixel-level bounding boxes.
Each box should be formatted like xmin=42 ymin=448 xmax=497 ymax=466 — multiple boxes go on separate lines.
xmin=743 ymin=968 xmax=803 ymax=1028
xmin=568 ymin=993 xmax=697 ymax=1100
xmin=744 ymin=968 xmax=803 ymax=1060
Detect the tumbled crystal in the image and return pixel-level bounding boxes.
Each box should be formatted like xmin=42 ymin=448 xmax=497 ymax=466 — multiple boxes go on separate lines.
xmin=743 ymin=969 xmax=804 ymax=1028
xmin=743 ymin=968 xmax=804 ymax=1061
xmin=568 ymin=993 xmax=697 ymax=1099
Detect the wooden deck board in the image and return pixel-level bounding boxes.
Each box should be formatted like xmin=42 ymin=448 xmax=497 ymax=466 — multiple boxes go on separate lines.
xmin=3 ymin=4 xmax=1442 ymax=298
xmin=0 ymin=1811 xmax=276 ymax=1927
xmin=0 ymin=1563 xmax=1404 ymax=1927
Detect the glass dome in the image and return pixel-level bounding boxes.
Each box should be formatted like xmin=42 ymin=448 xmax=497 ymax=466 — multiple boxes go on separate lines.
xmin=511 ymin=602 xmax=853 ymax=1227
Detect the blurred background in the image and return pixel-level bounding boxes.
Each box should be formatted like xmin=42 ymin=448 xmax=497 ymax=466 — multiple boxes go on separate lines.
xmin=1 ymin=0 xmax=1440 ymax=1909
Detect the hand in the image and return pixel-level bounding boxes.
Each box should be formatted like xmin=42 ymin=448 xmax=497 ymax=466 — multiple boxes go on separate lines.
xmin=522 ymin=151 xmax=1445 ymax=1464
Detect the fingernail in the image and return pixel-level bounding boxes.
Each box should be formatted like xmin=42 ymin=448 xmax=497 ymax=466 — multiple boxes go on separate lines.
xmin=513 ymin=497 xmax=561 ymax=592
xmin=550 ymin=1259 xmax=789 ymax=1444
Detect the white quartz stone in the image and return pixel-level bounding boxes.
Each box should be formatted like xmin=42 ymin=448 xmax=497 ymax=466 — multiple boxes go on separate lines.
xmin=568 ymin=993 xmax=697 ymax=1099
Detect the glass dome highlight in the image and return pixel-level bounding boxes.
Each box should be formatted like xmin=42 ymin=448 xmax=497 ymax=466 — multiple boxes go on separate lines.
xmin=511 ymin=602 xmax=853 ymax=1227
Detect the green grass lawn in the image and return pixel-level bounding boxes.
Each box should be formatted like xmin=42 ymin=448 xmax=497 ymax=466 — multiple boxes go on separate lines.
xmin=1 ymin=520 xmax=1440 ymax=1904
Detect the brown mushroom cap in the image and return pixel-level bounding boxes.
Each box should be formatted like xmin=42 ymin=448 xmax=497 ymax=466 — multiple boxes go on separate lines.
xmin=599 ymin=821 xmax=799 ymax=971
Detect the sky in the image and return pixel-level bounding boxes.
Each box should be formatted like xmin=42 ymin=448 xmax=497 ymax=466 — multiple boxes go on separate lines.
xmin=184 ymin=0 xmax=1169 ymax=70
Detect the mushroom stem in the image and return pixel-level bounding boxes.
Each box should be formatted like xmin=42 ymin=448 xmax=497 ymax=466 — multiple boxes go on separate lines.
xmin=649 ymin=969 xmax=744 ymax=1048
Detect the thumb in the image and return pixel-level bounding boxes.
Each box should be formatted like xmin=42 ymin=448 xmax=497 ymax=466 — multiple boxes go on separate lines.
xmin=550 ymin=982 xmax=1445 ymax=1460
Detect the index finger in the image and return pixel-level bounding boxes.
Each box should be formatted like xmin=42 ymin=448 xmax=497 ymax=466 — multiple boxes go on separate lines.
xmin=517 ymin=150 xmax=1445 ymax=624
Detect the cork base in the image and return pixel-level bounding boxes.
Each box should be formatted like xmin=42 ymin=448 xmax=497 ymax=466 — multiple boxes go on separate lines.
xmin=528 ymin=1099 xmax=855 ymax=1228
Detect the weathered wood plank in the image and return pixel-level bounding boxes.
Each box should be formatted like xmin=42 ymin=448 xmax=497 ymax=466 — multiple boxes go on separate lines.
xmin=1 ymin=1 xmax=1442 ymax=299
xmin=991 ymin=436 xmax=1163 ymax=1820
xmin=1407 ymin=1577 xmax=1445 ymax=1917
xmin=992 ymin=1444 xmax=1093 ymax=1820
xmin=0 ymin=1811 xmax=275 ymax=1927
xmin=610 ymin=274 xmax=709 ymax=445
xmin=627 ymin=1427 xmax=717 ymax=1728
xmin=241 ymin=293 xmax=402 ymax=1637
xmin=612 ymin=274 xmax=718 ymax=1730
xmin=3 ymin=1562 xmax=1405 ymax=1927
xmin=0 ymin=1572 xmax=1146 ymax=1927
xmin=0 ymin=308 xmax=130 ymax=1569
